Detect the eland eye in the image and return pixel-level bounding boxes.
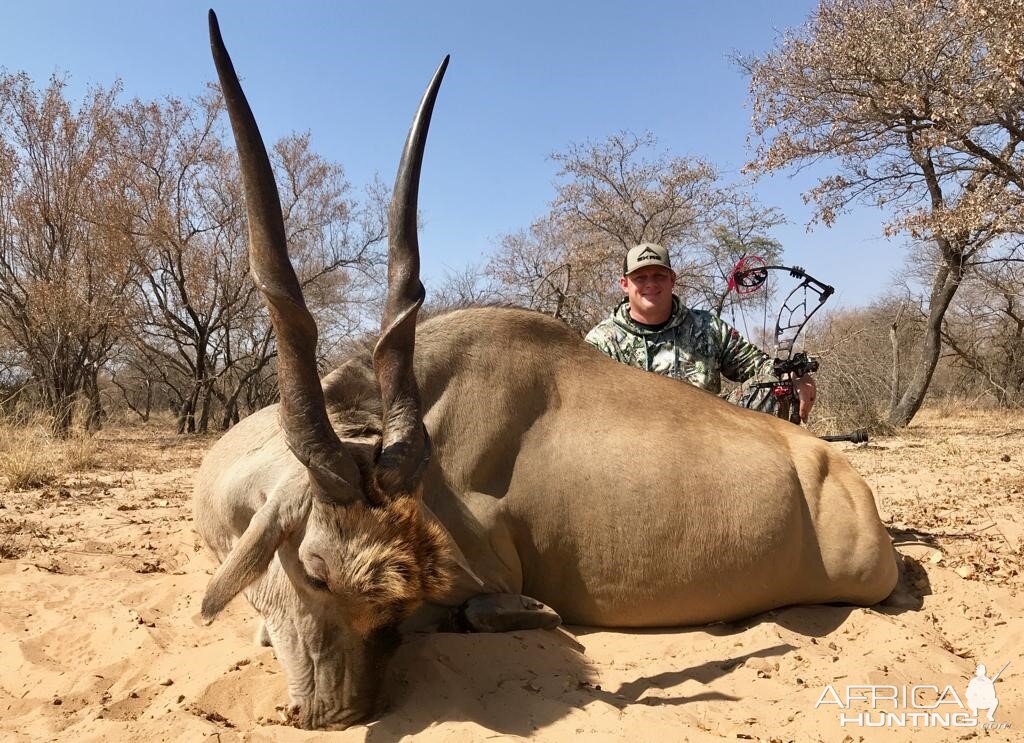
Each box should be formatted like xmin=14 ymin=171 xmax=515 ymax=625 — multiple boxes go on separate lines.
xmin=304 ymin=573 xmax=330 ymax=592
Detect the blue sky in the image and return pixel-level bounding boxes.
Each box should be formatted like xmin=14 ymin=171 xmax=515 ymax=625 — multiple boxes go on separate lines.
xmin=4 ymin=0 xmax=902 ymax=308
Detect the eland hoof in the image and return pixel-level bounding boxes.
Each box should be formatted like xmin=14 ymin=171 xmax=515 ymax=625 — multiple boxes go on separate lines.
xmin=255 ymin=620 xmax=273 ymax=647
xmin=459 ymin=593 xmax=562 ymax=632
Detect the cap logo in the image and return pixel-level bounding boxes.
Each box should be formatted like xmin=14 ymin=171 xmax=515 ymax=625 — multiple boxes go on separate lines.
xmin=624 ymin=242 xmax=670 ymax=274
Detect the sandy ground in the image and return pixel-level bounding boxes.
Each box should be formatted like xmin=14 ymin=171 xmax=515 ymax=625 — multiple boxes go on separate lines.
xmin=0 ymin=408 xmax=1021 ymax=742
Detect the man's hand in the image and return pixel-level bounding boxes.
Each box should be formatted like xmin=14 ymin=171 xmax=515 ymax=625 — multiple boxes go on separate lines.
xmin=794 ymin=374 xmax=817 ymax=423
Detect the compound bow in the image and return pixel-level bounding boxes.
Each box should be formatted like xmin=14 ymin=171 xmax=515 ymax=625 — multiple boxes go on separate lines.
xmin=726 ymin=255 xmax=867 ymax=443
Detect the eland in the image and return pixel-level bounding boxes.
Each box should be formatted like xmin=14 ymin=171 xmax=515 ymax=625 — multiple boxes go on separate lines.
xmin=194 ymin=11 xmax=899 ymax=729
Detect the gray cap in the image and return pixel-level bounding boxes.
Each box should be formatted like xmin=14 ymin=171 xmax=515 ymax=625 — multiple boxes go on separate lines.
xmin=623 ymin=242 xmax=672 ymax=275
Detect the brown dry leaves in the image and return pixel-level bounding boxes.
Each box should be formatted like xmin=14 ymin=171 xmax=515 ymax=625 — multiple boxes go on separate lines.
xmin=744 ymin=0 xmax=1024 ymax=242
xmin=846 ymin=407 xmax=1024 ymax=588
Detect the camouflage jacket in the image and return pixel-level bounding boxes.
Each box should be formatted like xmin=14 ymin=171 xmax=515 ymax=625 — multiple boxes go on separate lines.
xmin=584 ymin=297 xmax=780 ymax=413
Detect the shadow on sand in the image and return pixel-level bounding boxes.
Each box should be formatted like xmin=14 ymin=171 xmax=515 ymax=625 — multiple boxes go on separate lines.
xmin=367 ymin=628 xmax=793 ymax=738
xmin=366 ymin=627 xmax=593 ymax=740
xmin=364 ymin=578 xmax=926 ymax=739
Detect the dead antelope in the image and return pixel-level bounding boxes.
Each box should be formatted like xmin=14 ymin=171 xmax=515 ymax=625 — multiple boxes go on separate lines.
xmin=194 ymin=10 xmax=899 ymax=729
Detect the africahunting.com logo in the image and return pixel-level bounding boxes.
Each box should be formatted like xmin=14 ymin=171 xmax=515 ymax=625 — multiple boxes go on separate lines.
xmin=815 ymin=661 xmax=1011 ymax=730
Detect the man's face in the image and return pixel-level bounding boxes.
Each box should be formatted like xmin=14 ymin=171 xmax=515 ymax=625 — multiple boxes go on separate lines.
xmin=620 ymin=266 xmax=675 ymax=321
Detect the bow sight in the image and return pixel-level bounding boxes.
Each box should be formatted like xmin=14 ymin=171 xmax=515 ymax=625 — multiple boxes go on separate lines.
xmin=774 ymin=350 xmax=819 ymax=379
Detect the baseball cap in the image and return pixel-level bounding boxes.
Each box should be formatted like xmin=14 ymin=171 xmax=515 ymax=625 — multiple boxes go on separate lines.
xmin=623 ymin=242 xmax=672 ymax=275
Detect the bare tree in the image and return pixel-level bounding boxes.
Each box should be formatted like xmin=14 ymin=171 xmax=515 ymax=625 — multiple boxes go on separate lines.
xmin=941 ymin=263 xmax=1024 ymax=405
xmin=0 ymin=72 xmax=136 ymax=435
xmin=110 ymin=92 xmax=239 ymax=433
xmin=550 ymin=131 xmax=720 ymax=293
xmin=700 ymin=194 xmax=785 ymax=317
xmin=422 ymin=263 xmax=499 ymax=317
xmin=742 ymin=0 xmax=1024 ymax=426
xmin=111 ymin=93 xmax=387 ymax=433
xmin=802 ymin=298 xmax=924 ymax=432
xmin=488 ymin=132 xmax=785 ymax=333
xmin=485 ymin=215 xmax=599 ymax=328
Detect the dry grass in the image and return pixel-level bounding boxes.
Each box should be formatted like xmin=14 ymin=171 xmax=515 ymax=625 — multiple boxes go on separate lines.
xmin=0 ymin=534 xmax=26 ymax=560
xmin=62 ymin=433 xmax=100 ymax=472
xmin=929 ymin=395 xmax=979 ymax=420
xmin=0 ymin=411 xmax=214 ymax=491
xmin=0 ymin=415 xmax=102 ymax=489
xmin=0 ymin=422 xmax=58 ymax=489
xmin=807 ymin=392 xmax=894 ymax=438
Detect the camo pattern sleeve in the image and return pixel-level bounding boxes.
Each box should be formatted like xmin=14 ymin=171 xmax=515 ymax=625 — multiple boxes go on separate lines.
xmin=712 ymin=315 xmax=780 ymax=415
xmin=714 ymin=316 xmax=774 ymax=383
xmin=584 ymin=320 xmax=627 ymax=363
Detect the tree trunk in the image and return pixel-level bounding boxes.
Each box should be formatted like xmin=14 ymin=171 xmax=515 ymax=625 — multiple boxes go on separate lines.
xmin=888 ymin=302 xmax=906 ymax=419
xmin=45 ymin=375 xmax=77 ymax=439
xmin=220 ymin=395 xmax=240 ymax=430
xmin=888 ymin=256 xmax=963 ymax=427
xmin=714 ymin=289 xmax=728 ymax=318
xmin=83 ymin=366 xmax=105 ymax=433
xmin=177 ymin=383 xmax=200 ymax=434
xmin=198 ymin=382 xmax=213 ymax=434
xmin=176 ymin=401 xmax=191 ymax=434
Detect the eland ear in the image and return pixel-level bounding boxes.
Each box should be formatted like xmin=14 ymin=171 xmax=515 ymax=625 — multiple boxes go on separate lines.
xmin=419 ymin=502 xmax=483 ymax=592
xmin=201 ymin=500 xmax=288 ymax=621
